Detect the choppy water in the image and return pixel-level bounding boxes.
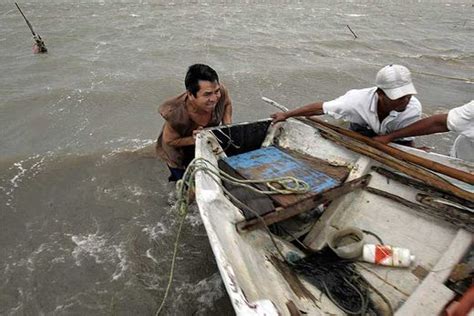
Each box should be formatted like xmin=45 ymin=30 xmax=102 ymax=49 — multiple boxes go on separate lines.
xmin=1 ymin=0 xmax=473 ymax=314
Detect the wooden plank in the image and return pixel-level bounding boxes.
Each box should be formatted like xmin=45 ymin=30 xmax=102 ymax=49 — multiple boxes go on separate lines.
xmin=236 ymin=174 xmax=371 ymax=232
xmin=286 ymin=301 xmax=301 ymax=316
xmin=395 ymin=230 xmax=472 ymax=315
xmin=222 ymin=146 xmax=342 ymax=208
xmin=280 ymin=148 xmax=350 ymax=183
xmin=218 ymin=146 xmax=349 ymax=220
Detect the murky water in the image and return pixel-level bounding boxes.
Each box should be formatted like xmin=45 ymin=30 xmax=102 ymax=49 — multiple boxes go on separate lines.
xmin=1 ymin=0 xmax=473 ymax=314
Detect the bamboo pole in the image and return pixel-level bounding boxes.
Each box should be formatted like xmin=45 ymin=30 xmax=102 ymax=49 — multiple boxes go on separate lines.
xmin=366 ymin=187 xmax=473 ymax=232
xmin=304 ymin=118 xmax=474 ymax=202
xmin=372 ymin=166 xmax=473 ymax=209
xmin=309 ymin=117 xmax=474 ymax=184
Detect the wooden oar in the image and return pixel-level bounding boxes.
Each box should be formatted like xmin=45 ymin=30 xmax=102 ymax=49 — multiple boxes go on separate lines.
xmin=262 ymin=97 xmax=474 ymax=202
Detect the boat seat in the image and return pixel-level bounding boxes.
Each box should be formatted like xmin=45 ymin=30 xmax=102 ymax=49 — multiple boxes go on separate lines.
xmin=219 ymin=146 xmax=369 ymax=232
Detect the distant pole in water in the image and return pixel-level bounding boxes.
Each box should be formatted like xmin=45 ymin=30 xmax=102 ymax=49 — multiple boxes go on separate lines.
xmin=346 ymin=24 xmax=358 ymax=39
xmin=15 ymin=2 xmax=48 ymax=54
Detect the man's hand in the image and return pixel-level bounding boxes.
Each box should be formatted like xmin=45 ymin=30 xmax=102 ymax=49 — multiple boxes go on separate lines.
xmin=372 ymin=135 xmax=393 ymax=144
xmin=192 ymin=126 xmax=204 ymax=139
xmin=270 ymin=112 xmax=287 ymax=124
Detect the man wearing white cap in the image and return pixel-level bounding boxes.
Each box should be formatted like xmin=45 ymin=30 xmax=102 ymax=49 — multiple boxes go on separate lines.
xmin=271 ymin=64 xmax=422 ymax=145
xmin=374 ymin=100 xmax=474 ymax=162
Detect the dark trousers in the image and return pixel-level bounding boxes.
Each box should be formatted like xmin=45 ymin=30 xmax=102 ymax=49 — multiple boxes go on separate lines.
xmin=349 ymin=123 xmax=412 ymax=146
xmin=167 ymin=166 xmax=185 ymax=182
xmin=167 ymin=145 xmax=195 ymax=182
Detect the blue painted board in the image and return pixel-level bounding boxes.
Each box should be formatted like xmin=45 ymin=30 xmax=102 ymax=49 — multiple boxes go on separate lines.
xmin=223 ymin=146 xmax=339 ymax=195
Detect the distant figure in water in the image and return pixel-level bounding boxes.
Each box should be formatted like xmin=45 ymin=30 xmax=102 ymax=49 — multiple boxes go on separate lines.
xmin=271 ymin=64 xmax=422 ymax=146
xmin=373 ymin=100 xmax=474 ymax=162
xmin=32 ymin=35 xmax=48 ymax=54
xmin=15 ymin=2 xmax=48 ymax=54
xmin=156 ymin=64 xmax=233 ymax=181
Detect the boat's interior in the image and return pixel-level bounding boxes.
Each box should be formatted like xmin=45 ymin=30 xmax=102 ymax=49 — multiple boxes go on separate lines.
xmin=196 ymin=119 xmax=473 ymax=315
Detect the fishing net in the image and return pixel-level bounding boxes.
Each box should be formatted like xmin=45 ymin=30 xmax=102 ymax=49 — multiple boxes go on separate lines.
xmin=291 ymin=247 xmax=378 ymax=315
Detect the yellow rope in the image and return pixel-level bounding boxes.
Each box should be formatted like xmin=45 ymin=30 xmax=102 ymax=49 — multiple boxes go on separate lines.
xmin=154 ymin=211 xmax=186 ymax=316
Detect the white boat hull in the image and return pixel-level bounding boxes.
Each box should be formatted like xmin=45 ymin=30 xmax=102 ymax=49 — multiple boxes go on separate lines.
xmin=194 ymin=119 xmax=473 ymax=315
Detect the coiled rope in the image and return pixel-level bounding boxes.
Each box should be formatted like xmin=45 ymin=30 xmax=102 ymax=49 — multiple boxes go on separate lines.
xmin=155 ymin=157 xmax=310 ymax=315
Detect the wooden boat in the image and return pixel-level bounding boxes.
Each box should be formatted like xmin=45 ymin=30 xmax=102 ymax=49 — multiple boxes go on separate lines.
xmin=193 ymin=114 xmax=473 ymax=315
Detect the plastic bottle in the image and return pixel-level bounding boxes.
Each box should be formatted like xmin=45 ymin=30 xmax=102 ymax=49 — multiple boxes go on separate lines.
xmin=362 ymin=244 xmax=415 ymax=267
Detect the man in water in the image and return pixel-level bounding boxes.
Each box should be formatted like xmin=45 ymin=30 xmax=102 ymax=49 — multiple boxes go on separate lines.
xmin=15 ymin=3 xmax=48 ymax=54
xmin=32 ymin=35 xmax=48 ymax=54
xmin=373 ymin=100 xmax=474 ymax=162
xmin=271 ymin=64 xmax=422 ymax=146
xmin=156 ymin=64 xmax=233 ymax=181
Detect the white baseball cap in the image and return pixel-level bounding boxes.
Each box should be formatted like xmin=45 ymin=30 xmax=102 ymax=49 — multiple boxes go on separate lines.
xmin=375 ymin=64 xmax=417 ymax=100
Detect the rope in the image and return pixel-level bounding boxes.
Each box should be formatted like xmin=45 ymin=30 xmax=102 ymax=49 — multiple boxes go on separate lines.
xmin=211 ymin=127 xmax=241 ymax=151
xmin=155 ymin=158 xmax=393 ymax=315
xmin=362 ymin=229 xmax=385 ymax=245
xmin=323 ymin=276 xmax=367 ymax=315
xmin=278 ymin=224 xmax=311 ymax=250
xmin=322 ymin=264 xmax=394 ymax=315
xmin=365 ymin=278 xmax=394 ymax=316
xmin=174 ymin=157 xmax=309 ymax=217
xmin=154 ymin=211 xmax=186 ymax=316
xmin=155 ymin=157 xmax=310 ymax=315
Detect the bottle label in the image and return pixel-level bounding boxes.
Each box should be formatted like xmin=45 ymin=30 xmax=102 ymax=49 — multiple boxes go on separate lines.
xmin=375 ymin=245 xmax=393 ymax=265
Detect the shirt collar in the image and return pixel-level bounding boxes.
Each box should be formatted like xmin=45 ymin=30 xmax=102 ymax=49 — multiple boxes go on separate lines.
xmin=389 ymin=110 xmax=401 ymax=118
xmin=369 ymin=88 xmax=378 ymax=113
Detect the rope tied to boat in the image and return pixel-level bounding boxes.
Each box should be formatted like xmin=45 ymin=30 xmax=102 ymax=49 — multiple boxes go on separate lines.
xmin=155 ymin=157 xmax=310 ymax=315
xmin=173 ymin=157 xmax=309 ymax=217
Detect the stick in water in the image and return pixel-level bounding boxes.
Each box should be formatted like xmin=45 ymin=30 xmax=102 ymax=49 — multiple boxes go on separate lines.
xmin=15 ymin=2 xmax=47 ymax=53
xmin=261 ymin=97 xmax=289 ymax=112
xmin=346 ymin=24 xmax=358 ymax=39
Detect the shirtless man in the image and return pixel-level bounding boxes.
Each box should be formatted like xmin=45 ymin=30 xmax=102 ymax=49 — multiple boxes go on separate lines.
xmin=156 ymin=64 xmax=232 ymax=181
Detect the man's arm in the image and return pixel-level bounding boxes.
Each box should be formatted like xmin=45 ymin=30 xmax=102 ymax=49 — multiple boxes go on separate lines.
xmin=271 ymin=102 xmax=324 ymax=123
xmin=222 ymin=99 xmax=232 ymax=125
xmin=162 ymin=123 xmax=197 ymax=147
xmin=373 ymin=114 xmax=449 ymax=144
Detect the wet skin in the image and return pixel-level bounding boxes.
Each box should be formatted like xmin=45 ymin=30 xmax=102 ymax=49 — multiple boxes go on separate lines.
xmin=187 ymin=80 xmax=221 ymax=114
xmin=377 ymin=91 xmax=412 ymax=122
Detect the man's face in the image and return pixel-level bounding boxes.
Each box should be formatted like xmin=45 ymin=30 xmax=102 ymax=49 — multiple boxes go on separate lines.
xmin=188 ymin=80 xmax=221 ymax=113
xmin=383 ymin=94 xmax=412 ymax=112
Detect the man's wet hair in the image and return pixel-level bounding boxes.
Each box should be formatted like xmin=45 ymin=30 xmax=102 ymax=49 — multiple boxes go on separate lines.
xmin=185 ymin=64 xmax=219 ymax=97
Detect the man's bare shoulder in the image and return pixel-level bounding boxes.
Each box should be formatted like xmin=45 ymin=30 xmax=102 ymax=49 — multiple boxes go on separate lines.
xmin=158 ymin=92 xmax=187 ymax=119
